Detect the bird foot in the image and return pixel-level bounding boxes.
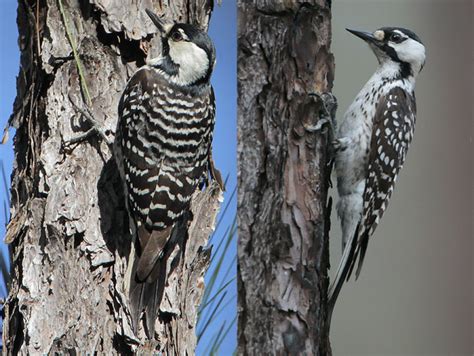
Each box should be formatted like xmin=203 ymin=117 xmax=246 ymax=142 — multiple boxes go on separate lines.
xmin=332 ymin=137 xmax=350 ymax=153
xmin=305 ymin=92 xmax=340 ymax=166
xmin=63 ymin=94 xmax=113 ymax=150
xmin=305 ymin=92 xmax=338 ymax=137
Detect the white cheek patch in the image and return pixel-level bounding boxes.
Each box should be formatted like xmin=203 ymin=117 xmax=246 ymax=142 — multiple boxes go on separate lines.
xmin=169 ymin=41 xmax=209 ymax=85
xmin=373 ymin=30 xmax=385 ymax=41
xmin=392 ymin=38 xmax=426 ymax=73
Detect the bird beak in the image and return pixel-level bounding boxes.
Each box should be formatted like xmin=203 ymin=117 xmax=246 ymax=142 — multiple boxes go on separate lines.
xmin=346 ymin=28 xmax=378 ymax=44
xmin=145 ymin=9 xmax=173 ymax=34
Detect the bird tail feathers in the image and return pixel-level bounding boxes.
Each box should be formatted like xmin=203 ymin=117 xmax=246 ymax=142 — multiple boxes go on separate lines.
xmin=328 ymin=223 xmax=360 ymax=313
xmin=129 ymin=254 xmax=168 ymax=337
xmin=129 ymin=226 xmax=172 ymax=337
xmin=129 ymin=218 xmax=188 ymax=338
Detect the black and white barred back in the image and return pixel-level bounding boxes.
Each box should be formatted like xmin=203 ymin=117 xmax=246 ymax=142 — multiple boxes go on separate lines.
xmin=114 ymin=8 xmax=218 ymax=336
xmin=115 ymin=65 xmax=215 ymax=333
xmin=116 ymin=67 xmax=214 ymax=234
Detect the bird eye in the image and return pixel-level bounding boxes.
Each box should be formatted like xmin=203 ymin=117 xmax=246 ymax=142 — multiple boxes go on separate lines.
xmin=390 ymin=33 xmax=402 ymax=43
xmin=171 ymin=31 xmax=183 ymax=42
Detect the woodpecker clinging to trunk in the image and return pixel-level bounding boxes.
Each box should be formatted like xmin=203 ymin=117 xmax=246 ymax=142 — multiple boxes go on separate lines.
xmin=114 ymin=9 xmax=220 ymax=336
xmin=329 ymin=27 xmax=426 ymax=308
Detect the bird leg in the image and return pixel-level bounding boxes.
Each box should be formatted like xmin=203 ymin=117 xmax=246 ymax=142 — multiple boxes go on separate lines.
xmin=306 ymin=92 xmax=338 ymax=138
xmin=305 ymin=92 xmax=341 ymax=164
xmin=63 ymin=93 xmax=112 ymax=149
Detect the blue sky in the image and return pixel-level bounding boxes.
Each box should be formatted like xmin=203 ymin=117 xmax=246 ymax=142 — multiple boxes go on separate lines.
xmin=0 ymin=1 xmax=236 ymax=353
xmin=0 ymin=1 xmax=17 ymax=276
xmin=197 ymin=2 xmax=237 ymax=354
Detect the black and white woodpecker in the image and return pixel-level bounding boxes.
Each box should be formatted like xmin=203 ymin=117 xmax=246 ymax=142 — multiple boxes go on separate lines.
xmin=114 ymin=9 xmax=219 ymax=334
xmin=329 ymin=27 xmax=426 ymax=307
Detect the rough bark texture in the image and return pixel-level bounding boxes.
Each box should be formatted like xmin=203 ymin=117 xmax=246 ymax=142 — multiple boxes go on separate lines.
xmin=237 ymin=1 xmax=334 ymax=355
xmin=3 ymin=0 xmax=220 ymax=354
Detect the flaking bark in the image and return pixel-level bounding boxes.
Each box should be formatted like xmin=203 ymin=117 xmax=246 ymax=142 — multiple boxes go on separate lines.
xmin=237 ymin=1 xmax=335 ymax=355
xmin=3 ymin=0 xmax=219 ymax=354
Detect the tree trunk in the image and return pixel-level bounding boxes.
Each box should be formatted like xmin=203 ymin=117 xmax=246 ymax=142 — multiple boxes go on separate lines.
xmin=237 ymin=1 xmax=334 ymax=354
xmin=3 ymin=0 xmax=220 ymax=354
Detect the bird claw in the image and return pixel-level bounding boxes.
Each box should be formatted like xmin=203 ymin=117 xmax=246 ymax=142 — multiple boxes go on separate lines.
xmin=332 ymin=139 xmax=342 ymax=151
xmin=332 ymin=137 xmax=350 ymax=153
xmin=306 ymin=92 xmax=338 ymax=137
xmin=308 ymin=92 xmax=338 ymax=119
xmin=63 ymin=129 xmax=97 ymax=150
xmin=305 ymin=117 xmax=331 ymax=133
xmin=65 ymin=93 xmax=113 ymax=149
xmin=320 ymin=92 xmax=338 ymax=120
xmin=62 ymin=126 xmax=111 ymax=152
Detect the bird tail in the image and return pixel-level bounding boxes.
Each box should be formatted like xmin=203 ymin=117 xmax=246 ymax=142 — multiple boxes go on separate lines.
xmin=129 ymin=250 xmax=167 ymax=337
xmin=129 ymin=224 xmax=177 ymax=337
xmin=327 ymin=223 xmax=360 ymax=316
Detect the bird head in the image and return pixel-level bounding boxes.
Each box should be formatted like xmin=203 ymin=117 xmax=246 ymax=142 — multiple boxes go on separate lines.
xmin=347 ymin=27 xmax=426 ymax=79
xmin=145 ymin=8 xmax=216 ymax=86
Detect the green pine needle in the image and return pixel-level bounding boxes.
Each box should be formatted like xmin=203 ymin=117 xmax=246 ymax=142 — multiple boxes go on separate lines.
xmin=197 ymin=183 xmax=237 ymax=353
xmin=58 ymin=0 xmax=92 ymax=106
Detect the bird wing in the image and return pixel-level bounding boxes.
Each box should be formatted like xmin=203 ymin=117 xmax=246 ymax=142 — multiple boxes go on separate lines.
xmin=118 ymin=69 xmax=163 ymax=230
xmin=119 ymin=68 xmax=214 ymax=234
xmin=204 ymin=88 xmax=225 ymax=191
xmin=349 ymin=86 xmax=417 ymax=279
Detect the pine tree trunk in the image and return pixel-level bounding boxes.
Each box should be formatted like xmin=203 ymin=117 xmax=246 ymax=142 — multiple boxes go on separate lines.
xmin=237 ymin=1 xmax=334 ymax=354
xmin=3 ymin=0 xmax=219 ymax=354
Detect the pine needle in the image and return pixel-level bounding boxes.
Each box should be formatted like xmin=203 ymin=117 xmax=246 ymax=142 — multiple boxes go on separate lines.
xmin=1 ymin=127 xmax=8 ymax=145
xmin=57 ymin=0 xmax=92 ymax=106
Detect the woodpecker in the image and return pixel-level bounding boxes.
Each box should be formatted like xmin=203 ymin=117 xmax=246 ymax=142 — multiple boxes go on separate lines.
xmin=329 ymin=27 xmax=426 ymax=307
xmin=114 ymin=9 xmax=219 ymax=335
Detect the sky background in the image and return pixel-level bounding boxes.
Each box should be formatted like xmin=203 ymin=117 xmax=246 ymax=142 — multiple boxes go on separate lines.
xmin=0 ymin=0 xmax=17 ymax=279
xmin=196 ymin=2 xmax=237 ymax=354
xmin=0 ymin=0 xmax=236 ymax=354
xmin=0 ymin=0 xmax=20 ymax=347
